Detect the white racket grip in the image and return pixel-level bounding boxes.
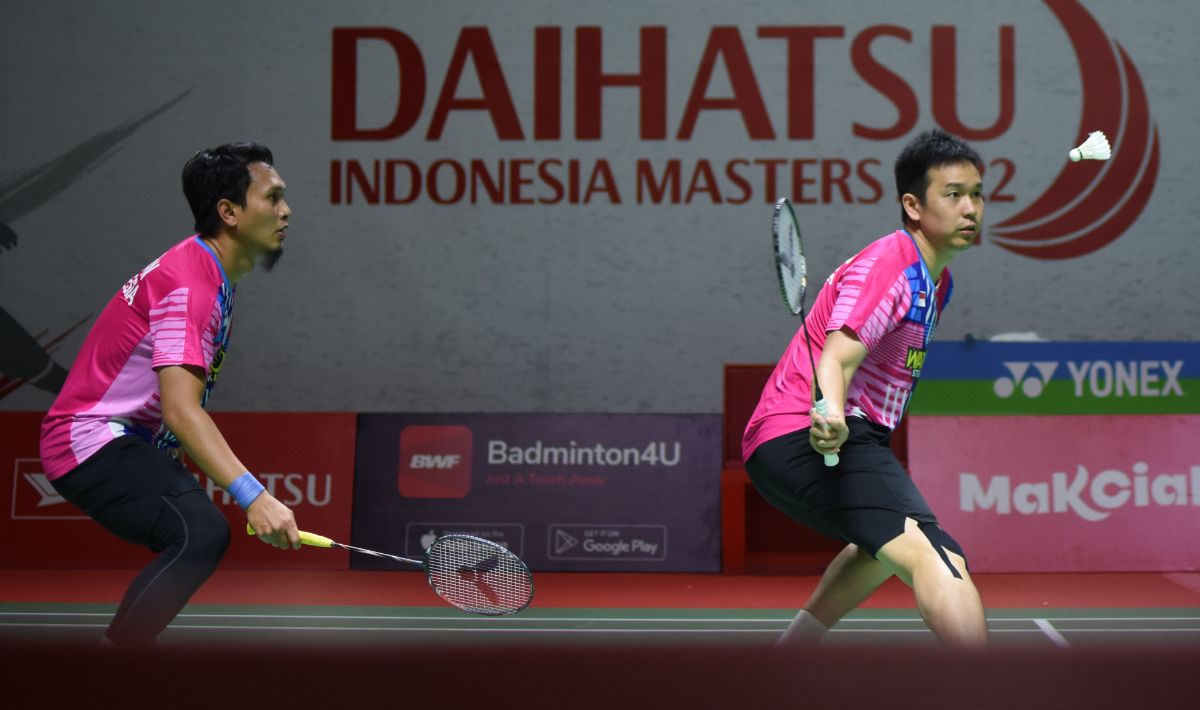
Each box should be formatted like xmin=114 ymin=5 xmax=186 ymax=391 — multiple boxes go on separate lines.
xmin=813 ymin=399 xmax=840 ymax=467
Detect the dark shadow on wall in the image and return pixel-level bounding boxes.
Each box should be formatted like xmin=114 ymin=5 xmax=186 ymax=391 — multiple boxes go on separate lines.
xmin=0 ymin=91 xmax=190 ymax=400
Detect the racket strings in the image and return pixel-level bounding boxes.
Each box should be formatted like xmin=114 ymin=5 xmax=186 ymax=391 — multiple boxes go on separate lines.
xmin=774 ymin=199 xmax=824 ymax=400
xmin=773 ymin=202 xmax=809 ymax=314
xmin=425 ymin=535 xmax=534 ymax=615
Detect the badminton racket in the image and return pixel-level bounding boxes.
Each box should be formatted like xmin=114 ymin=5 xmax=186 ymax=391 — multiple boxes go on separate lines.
xmin=772 ymin=197 xmax=838 ymax=467
xmin=248 ymin=525 xmax=534 ymax=615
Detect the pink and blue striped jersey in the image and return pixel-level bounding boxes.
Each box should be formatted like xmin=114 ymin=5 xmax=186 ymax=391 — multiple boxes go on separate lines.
xmin=40 ymin=236 xmax=235 ymax=480
xmin=743 ymin=229 xmax=951 ymax=461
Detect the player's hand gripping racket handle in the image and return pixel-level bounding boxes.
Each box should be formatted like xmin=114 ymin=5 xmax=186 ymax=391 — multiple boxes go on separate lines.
xmin=246 ymin=524 xmax=333 ymax=548
xmin=813 ymin=399 xmax=840 ymax=467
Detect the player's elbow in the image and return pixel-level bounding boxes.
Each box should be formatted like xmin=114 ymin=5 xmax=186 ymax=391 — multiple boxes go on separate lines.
xmin=158 ymin=386 xmax=204 ymax=437
xmin=159 ymin=398 xmax=197 ymax=436
xmin=156 ymin=365 xmax=207 ymax=435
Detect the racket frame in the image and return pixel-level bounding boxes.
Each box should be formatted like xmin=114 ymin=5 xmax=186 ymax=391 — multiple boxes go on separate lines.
xmin=422 ymin=533 xmax=535 ymax=616
xmin=248 ymin=526 xmax=534 ymax=615
xmin=772 ymin=197 xmax=839 ymax=467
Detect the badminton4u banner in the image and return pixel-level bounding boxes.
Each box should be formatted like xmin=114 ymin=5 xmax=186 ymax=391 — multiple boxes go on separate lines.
xmin=353 ymin=413 xmax=722 ymax=572
xmin=909 ymin=342 xmax=1200 ymax=415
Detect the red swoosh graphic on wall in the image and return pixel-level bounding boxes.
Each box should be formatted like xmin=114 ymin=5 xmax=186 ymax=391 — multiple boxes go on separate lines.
xmin=990 ymin=0 xmax=1158 ymax=260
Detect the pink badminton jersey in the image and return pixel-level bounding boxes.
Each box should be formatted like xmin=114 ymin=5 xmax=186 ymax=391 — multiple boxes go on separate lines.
xmin=40 ymin=236 xmax=235 ymax=480
xmin=742 ymin=229 xmax=952 ymax=462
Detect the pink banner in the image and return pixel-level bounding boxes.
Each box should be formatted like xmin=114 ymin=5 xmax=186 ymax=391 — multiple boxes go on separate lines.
xmin=908 ymin=415 xmax=1200 ymax=572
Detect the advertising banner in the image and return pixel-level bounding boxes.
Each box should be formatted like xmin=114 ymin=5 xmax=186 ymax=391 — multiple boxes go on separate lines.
xmin=0 ymin=411 xmax=356 ymax=569
xmin=2 ymin=1 xmax=1196 ymax=418
xmin=353 ymin=413 xmax=722 ymax=571
xmin=908 ymin=414 xmax=1200 ymax=572
xmin=911 ymin=342 xmax=1200 ymax=415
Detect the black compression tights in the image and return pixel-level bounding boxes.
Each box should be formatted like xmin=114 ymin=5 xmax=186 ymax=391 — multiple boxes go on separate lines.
xmin=51 ymin=436 xmax=231 ymax=647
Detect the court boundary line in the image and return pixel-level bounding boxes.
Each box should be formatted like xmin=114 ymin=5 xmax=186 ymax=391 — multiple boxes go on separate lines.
xmin=3 ymin=611 xmax=1199 ymax=623
xmin=1034 ymin=618 xmax=1070 ymax=647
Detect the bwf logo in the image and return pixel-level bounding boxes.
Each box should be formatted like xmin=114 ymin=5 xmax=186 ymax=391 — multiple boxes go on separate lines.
xmin=409 ymin=454 xmax=462 ymax=469
xmin=397 ymin=425 xmax=473 ymax=498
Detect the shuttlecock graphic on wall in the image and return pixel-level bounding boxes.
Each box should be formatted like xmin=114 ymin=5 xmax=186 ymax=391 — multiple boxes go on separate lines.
xmin=1068 ymin=130 xmax=1112 ymax=161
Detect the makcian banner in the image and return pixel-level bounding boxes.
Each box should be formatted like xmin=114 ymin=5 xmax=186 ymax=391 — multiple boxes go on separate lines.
xmin=908 ymin=414 xmax=1200 ymax=572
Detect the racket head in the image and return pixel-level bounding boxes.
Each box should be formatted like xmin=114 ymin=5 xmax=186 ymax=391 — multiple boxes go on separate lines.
xmin=772 ymin=197 xmax=808 ymax=316
xmin=423 ymin=534 xmax=534 ymax=616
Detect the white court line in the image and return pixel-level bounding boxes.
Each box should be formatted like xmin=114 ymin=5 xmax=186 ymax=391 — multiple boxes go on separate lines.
xmin=1058 ymin=629 xmax=1200 ymax=634
xmin=4 ymin=618 xmax=1194 ymax=639
xmin=0 ymin=628 xmax=1041 ymax=638
xmin=7 ymin=609 xmax=1200 ymax=623
xmin=0 ymin=623 xmax=776 ymax=634
xmin=1034 ymin=619 xmax=1070 ymax=648
xmin=0 ymin=612 xmax=792 ymax=622
xmin=2 ymin=611 xmax=1199 ymax=624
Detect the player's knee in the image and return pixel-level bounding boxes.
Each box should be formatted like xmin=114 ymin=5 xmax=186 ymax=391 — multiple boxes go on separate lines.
xmin=165 ymin=493 xmax=230 ymax=565
xmin=917 ymin=522 xmax=968 ymax=579
xmin=189 ymin=507 xmax=231 ymax=561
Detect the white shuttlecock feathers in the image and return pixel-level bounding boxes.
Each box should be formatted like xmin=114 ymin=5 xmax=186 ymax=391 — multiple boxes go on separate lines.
xmin=1068 ymin=131 xmax=1111 ymax=162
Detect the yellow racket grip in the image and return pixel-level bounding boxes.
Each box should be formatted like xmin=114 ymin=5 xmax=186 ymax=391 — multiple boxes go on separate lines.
xmin=245 ymin=524 xmax=334 ymax=548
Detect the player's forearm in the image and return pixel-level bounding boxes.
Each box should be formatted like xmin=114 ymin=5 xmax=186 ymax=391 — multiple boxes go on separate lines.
xmin=815 ymin=358 xmax=852 ymax=417
xmin=816 ymin=328 xmax=867 ymax=418
xmin=161 ymin=402 xmax=248 ymax=490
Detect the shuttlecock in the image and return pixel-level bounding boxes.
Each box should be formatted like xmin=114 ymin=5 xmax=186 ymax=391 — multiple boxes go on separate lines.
xmin=1068 ymin=131 xmax=1111 ymax=162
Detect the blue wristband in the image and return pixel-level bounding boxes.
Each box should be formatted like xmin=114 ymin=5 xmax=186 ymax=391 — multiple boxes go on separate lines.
xmin=229 ymin=472 xmax=266 ymax=510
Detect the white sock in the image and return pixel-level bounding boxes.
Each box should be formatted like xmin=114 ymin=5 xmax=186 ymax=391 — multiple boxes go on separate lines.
xmin=776 ymin=609 xmax=829 ymax=646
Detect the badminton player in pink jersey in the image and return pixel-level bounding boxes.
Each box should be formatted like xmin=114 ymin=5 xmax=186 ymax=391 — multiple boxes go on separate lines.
xmin=743 ymin=129 xmax=988 ymax=646
xmin=39 ymin=143 xmax=301 ymax=647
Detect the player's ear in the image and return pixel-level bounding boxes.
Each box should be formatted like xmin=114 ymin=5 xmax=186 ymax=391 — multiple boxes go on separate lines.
xmin=216 ymin=198 xmax=240 ymax=229
xmin=901 ymin=192 xmax=923 ymax=222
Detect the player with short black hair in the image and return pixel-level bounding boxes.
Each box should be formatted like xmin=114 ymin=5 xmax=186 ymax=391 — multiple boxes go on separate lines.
xmin=744 ymin=128 xmax=988 ymax=646
xmin=40 ymin=142 xmax=301 ymax=647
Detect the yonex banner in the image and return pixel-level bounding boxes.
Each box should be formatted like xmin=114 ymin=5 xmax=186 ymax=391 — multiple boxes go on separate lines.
xmin=353 ymin=413 xmax=721 ymax=571
xmin=908 ymin=415 xmax=1200 ymax=572
xmin=0 ymin=411 xmax=356 ymax=569
xmin=910 ymin=342 xmax=1200 ymax=415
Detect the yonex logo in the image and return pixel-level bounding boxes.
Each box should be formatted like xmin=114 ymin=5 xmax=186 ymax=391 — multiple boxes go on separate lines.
xmin=995 ymin=360 xmax=1185 ymax=399
xmin=994 ymin=361 xmax=1058 ymax=398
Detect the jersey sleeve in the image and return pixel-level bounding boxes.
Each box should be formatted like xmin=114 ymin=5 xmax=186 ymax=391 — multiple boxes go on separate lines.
xmin=142 ymin=259 xmax=221 ymax=371
xmin=825 ymin=256 xmax=912 ymax=353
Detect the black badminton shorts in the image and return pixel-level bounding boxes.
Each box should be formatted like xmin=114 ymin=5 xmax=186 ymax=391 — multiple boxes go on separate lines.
xmin=745 ymin=416 xmax=939 ymax=557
